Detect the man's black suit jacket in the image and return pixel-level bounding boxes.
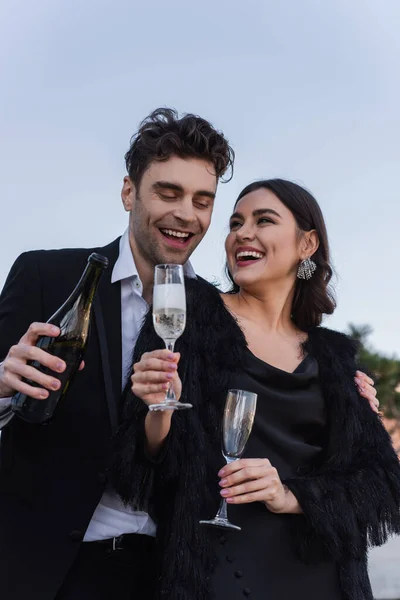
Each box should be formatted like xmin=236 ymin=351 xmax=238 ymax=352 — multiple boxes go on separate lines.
xmin=0 ymin=238 xmax=125 ymax=600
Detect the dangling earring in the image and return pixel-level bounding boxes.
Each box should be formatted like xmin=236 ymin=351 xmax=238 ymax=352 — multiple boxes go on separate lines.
xmin=297 ymin=257 xmax=317 ymax=280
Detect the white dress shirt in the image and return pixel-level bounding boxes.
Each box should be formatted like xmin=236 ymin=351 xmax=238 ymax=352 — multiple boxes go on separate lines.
xmin=0 ymin=229 xmax=195 ymax=541
xmin=0 ymin=397 xmax=12 ymax=427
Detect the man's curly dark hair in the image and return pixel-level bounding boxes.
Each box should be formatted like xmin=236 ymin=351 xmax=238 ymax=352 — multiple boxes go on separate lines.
xmin=125 ymin=108 xmax=234 ymax=186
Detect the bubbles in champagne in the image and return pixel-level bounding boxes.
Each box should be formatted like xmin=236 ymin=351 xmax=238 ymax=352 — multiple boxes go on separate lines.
xmin=153 ymin=309 xmax=186 ymax=341
xmin=153 ymin=282 xmax=186 ymax=341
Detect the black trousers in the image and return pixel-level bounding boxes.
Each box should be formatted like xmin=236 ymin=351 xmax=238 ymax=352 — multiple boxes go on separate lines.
xmin=55 ymin=535 xmax=156 ymax=600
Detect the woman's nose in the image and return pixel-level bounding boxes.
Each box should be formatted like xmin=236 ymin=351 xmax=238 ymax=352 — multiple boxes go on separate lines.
xmin=236 ymin=224 xmax=255 ymax=242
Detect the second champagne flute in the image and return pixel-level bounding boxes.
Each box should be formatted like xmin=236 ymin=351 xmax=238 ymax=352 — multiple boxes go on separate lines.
xmin=151 ymin=264 xmax=192 ymax=411
xmin=200 ymin=389 xmax=258 ymax=530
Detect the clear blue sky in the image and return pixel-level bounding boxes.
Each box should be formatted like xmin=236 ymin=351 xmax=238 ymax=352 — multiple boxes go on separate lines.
xmin=1 ymin=0 xmax=399 ymax=355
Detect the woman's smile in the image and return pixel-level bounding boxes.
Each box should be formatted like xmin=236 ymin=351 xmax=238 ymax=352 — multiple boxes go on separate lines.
xmin=235 ymin=245 xmax=266 ymax=268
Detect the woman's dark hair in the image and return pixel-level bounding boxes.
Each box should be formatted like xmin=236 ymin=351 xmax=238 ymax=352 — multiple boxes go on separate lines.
xmin=125 ymin=107 xmax=234 ymax=187
xmin=226 ymin=178 xmax=336 ymax=331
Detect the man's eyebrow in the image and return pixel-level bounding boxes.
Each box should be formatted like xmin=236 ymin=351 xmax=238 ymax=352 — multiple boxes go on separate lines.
xmin=194 ymin=190 xmax=216 ymax=200
xmin=153 ymin=181 xmax=215 ymax=200
xmin=153 ymin=181 xmax=183 ymax=193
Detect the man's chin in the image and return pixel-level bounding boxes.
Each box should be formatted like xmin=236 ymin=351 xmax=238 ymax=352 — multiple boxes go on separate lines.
xmin=156 ymin=236 xmax=198 ymax=265
xmin=152 ymin=246 xmax=191 ymax=266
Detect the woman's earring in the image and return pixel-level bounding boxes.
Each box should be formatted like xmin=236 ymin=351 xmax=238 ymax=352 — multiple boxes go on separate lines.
xmin=297 ymin=257 xmax=317 ymax=280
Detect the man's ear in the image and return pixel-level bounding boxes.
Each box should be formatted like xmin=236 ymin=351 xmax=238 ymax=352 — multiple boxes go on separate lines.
xmin=121 ymin=176 xmax=136 ymax=212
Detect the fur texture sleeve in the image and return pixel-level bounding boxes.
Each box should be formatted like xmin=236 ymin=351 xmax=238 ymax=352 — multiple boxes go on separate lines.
xmin=111 ymin=389 xmax=156 ymax=512
xmin=284 ymin=329 xmax=400 ymax=561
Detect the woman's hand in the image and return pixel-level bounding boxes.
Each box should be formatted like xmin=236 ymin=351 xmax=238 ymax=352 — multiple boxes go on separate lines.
xmin=131 ymin=349 xmax=182 ymax=457
xmin=131 ymin=349 xmax=182 ymax=408
xmin=355 ymin=371 xmax=379 ymax=413
xmin=218 ymin=458 xmax=301 ymax=514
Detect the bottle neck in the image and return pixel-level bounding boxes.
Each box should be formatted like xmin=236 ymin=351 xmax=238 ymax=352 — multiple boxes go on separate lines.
xmin=76 ymin=262 xmax=104 ymax=308
xmin=48 ymin=260 xmax=105 ymax=331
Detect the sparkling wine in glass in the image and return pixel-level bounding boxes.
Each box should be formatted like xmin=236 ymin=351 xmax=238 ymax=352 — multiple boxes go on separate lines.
xmin=150 ymin=264 xmax=192 ymax=411
xmin=200 ymin=389 xmax=257 ymax=530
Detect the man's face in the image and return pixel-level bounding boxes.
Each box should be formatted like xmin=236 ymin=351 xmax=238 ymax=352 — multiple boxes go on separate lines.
xmin=122 ymin=156 xmax=217 ymax=267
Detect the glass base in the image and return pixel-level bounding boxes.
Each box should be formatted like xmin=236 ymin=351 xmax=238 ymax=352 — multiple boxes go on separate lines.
xmin=199 ymin=517 xmax=241 ymax=531
xmin=148 ymin=402 xmax=193 ymax=412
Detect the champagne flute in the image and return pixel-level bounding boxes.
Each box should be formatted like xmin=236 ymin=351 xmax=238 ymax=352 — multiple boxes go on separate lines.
xmin=200 ymin=389 xmax=257 ymax=530
xmin=150 ymin=264 xmax=192 ymax=411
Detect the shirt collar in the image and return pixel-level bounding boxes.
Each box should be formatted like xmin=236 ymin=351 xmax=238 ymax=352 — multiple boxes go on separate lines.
xmin=111 ymin=228 xmax=196 ymax=284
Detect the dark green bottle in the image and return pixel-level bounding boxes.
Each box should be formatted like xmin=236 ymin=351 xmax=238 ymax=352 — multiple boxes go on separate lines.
xmin=11 ymin=253 xmax=108 ymax=423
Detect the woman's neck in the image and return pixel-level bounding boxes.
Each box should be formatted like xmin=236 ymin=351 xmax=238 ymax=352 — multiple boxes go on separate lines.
xmin=227 ymin=279 xmax=298 ymax=335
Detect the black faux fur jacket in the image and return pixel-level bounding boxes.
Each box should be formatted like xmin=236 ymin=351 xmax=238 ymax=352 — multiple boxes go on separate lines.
xmin=112 ymin=277 xmax=400 ymax=600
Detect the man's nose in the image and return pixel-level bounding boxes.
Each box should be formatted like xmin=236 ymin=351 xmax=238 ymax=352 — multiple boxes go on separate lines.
xmin=172 ymin=198 xmax=197 ymax=224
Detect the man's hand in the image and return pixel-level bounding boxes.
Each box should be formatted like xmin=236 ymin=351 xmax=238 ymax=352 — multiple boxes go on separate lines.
xmin=355 ymin=371 xmax=379 ymax=413
xmin=0 ymin=322 xmax=84 ymax=399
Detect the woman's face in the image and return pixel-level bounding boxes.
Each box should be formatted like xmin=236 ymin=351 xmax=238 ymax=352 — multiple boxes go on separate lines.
xmin=225 ymin=188 xmax=314 ymax=290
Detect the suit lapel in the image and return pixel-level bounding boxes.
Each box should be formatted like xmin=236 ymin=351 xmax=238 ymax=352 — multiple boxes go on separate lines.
xmin=93 ymin=238 xmax=122 ymax=434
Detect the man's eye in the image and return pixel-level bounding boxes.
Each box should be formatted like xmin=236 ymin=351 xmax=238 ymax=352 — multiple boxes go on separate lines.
xmin=159 ymin=193 xmax=177 ymax=200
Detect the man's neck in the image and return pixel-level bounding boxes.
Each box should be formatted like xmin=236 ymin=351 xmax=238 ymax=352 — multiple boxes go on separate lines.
xmin=127 ymin=235 xmax=155 ymax=304
xmin=138 ymin=269 xmax=154 ymax=305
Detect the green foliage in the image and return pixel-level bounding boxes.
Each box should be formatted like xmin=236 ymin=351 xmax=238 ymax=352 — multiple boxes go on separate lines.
xmin=348 ymin=324 xmax=400 ymax=417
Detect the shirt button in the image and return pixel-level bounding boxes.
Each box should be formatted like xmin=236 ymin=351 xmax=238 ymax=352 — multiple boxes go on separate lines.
xmin=243 ymin=588 xmax=252 ymax=597
xmin=96 ymin=472 xmax=107 ymax=485
xmin=69 ymin=530 xmax=84 ymax=542
xmin=235 ymin=570 xmax=243 ymax=579
xmin=219 ymin=535 xmax=226 ymax=545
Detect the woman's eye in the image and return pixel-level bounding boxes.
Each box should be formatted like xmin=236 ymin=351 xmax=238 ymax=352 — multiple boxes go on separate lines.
xmin=229 ymin=221 xmax=242 ymax=230
xmin=258 ymin=217 xmax=274 ymax=225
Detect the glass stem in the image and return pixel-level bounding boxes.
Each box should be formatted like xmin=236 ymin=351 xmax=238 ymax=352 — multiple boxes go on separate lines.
xmin=165 ymin=340 xmax=176 ymax=403
xmin=215 ymin=498 xmax=229 ymax=522
xmin=215 ymin=457 xmax=235 ymax=521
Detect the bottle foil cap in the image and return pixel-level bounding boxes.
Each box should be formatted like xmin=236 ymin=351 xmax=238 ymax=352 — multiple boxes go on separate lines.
xmin=88 ymin=253 xmax=109 ymax=268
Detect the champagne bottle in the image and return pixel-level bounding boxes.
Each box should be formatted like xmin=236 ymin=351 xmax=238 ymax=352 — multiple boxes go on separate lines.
xmin=11 ymin=253 xmax=108 ymax=424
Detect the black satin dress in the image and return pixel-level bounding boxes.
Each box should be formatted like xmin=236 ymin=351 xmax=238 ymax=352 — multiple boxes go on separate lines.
xmin=209 ymin=348 xmax=343 ymax=600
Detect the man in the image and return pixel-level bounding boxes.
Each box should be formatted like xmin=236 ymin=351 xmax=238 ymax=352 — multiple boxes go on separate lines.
xmin=0 ymin=108 xmax=234 ymax=600
xmin=0 ymin=108 xmax=377 ymax=600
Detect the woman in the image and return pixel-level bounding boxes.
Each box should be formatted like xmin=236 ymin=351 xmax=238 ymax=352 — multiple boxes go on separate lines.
xmin=112 ymin=179 xmax=400 ymax=600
